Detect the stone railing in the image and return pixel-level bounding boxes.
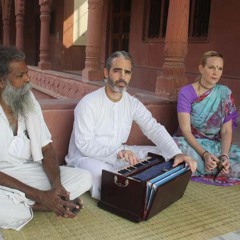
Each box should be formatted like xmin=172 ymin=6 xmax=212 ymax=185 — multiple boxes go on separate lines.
xmin=29 ymin=66 xmax=99 ymax=99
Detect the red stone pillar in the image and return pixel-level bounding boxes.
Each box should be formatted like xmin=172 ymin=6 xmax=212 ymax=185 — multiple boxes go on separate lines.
xmin=38 ymin=0 xmax=52 ymax=70
xmin=155 ymin=0 xmax=190 ymax=100
xmin=1 ymin=0 xmax=12 ymax=46
xmin=82 ymin=0 xmax=104 ymax=82
xmin=15 ymin=0 xmax=25 ymax=50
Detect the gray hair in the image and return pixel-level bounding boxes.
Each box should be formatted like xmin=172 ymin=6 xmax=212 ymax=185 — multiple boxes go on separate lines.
xmin=0 ymin=45 xmax=25 ymax=78
xmin=105 ymin=51 xmax=134 ymax=70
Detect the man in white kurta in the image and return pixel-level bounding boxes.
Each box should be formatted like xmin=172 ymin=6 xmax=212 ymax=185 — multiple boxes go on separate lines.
xmin=0 ymin=93 xmax=92 ymax=230
xmin=65 ymin=51 xmax=197 ymax=200
xmin=0 ymin=45 xmax=92 ymax=230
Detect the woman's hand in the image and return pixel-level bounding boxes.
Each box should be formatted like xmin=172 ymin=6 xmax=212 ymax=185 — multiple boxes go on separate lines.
xmin=219 ymin=155 xmax=230 ymax=175
xmin=203 ymin=152 xmax=219 ymax=172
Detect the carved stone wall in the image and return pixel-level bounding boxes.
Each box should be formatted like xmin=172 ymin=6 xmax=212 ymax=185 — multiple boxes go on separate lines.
xmin=29 ymin=66 xmax=99 ymax=99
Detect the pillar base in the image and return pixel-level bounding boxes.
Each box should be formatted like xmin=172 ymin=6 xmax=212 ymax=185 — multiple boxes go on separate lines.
xmin=82 ymin=69 xmax=104 ymax=82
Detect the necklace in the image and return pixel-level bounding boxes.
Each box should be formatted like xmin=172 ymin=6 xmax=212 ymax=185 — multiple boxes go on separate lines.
xmin=198 ymin=80 xmax=214 ymax=90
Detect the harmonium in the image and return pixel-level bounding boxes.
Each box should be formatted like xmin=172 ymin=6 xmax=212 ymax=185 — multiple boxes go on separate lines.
xmin=98 ymin=152 xmax=192 ymax=222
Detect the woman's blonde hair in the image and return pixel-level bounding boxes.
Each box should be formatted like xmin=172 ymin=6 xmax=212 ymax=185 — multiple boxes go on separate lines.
xmin=200 ymin=51 xmax=224 ymax=67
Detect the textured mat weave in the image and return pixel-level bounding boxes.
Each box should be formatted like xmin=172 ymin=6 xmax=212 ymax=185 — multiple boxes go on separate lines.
xmin=210 ymin=229 xmax=240 ymax=240
xmin=1 ymin=181 xmax=240 ymax=240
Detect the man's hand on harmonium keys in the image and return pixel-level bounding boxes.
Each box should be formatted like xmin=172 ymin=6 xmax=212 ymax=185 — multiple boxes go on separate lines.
xmin=117 ymin=149 xmax=139 ymax=165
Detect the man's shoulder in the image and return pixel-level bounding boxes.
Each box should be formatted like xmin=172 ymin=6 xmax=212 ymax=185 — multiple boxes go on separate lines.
xmin=123 ymin=91 xmax=145 ymax=109
xmin=29 ymin=91 xmax=41 ymax=109
xmin=29 ymin=91 xmax=37 ymax=100
xmin=80 ymin=87 xmax=104 ymax=102
xmin=75 ymin=87 xmax=104 ymax=111
xmin=123 ymin=91 xmax=140 ymax=101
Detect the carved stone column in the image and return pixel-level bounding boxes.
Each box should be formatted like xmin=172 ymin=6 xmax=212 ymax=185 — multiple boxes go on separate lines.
xmin=38 ymin=0 xmax=52 ymax=70
xmin=1 ymin=0 xmax=12 ymax=46
xmin=82 ymin=0 xmax=104 ymax=82
xmin=15 ymin=0 xmax=25 ymax=50
xmin=155 ymin=0 xmax=190 ymax=100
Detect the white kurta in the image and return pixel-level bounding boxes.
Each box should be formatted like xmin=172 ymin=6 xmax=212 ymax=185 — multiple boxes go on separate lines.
xmin=65 ymin=87 xmax=181 ymax=199
xmin=0 ymin=92 xmax=92 ymax=230
xmin=0 ymin=92 xmax=51 ymax=170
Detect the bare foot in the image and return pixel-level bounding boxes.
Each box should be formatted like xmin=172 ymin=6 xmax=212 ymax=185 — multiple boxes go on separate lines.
xmin=71 ymin=197 xmax=84 ymax=214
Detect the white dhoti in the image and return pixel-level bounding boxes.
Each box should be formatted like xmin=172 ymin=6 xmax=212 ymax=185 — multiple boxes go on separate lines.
xmin=71 ymin=145 xmax=159 ymax=200
xmin=0 ymin=163 xmax=92 ymax=231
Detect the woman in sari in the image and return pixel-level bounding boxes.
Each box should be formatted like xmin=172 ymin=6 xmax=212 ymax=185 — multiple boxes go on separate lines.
xmin=173 ymin=51 xmax=240 ymax=178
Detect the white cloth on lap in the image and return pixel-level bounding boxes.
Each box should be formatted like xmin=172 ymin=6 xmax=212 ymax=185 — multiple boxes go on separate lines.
xmin=72 ymin=145 xmax=160 ymax=200
xmin=0 ymin=164 xmax=92 ymax=230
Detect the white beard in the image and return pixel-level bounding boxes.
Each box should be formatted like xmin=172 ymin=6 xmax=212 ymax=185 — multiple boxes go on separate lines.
xmin=1 ymin=81 xmax=34 ymax=117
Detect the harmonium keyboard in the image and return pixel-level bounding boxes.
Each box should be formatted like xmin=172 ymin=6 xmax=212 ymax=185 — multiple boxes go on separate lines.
xmin=98 ymin=152 xmax=192 ymax=222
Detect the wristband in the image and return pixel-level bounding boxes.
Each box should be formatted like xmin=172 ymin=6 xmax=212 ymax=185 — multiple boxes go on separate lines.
xmin=201 ymin=151 xmax=209 ymax=161
xmin=219 ymin=154 xmax=229 ymax=160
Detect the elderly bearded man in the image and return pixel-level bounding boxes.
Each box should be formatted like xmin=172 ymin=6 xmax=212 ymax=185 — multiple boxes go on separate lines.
xmin=0 ymin=45 xmax=92 ymax=230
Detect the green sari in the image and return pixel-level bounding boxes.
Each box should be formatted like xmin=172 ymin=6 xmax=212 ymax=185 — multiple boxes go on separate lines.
xmin=174 ymin=84 xmax=240 ymax=177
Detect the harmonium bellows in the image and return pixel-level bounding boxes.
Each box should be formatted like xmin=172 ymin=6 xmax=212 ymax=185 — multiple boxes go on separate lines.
xmin=98 ymin=152 xmax=192 ymax=222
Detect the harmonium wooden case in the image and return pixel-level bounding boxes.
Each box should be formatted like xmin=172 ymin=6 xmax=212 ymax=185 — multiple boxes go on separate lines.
xmin=98 ymin=152 xmax=192 ymax=222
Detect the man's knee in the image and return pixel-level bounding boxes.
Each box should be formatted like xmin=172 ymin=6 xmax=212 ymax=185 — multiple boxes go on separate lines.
xmin=60 ymin=167 xmax=92 ymax=198
xmin=76 ymin=169 xmax=92 ymax=191
xmin=0 ymin=201 xmax=32 ymax=230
